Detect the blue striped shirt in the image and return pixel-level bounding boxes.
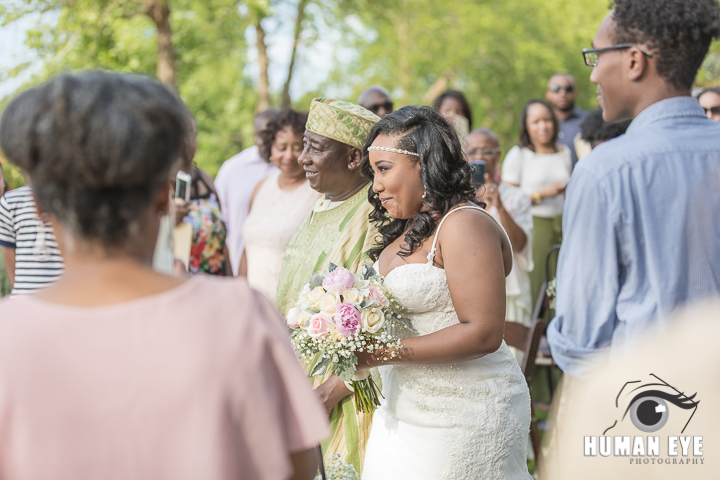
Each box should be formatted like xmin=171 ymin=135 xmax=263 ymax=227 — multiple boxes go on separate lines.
xmin=547 ymin=97 xmax=720 ymax=377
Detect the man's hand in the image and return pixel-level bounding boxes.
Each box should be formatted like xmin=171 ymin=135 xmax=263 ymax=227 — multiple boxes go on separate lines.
xmin=314 ymin=375 xmax=353 ymax=415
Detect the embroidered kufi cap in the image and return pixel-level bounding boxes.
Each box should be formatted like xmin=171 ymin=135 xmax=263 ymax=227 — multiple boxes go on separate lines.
xmin=306 ymin=98 xmax=380 ymax=149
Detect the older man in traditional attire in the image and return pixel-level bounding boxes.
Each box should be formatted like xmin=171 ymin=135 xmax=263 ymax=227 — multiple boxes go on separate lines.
xmin=275 ymin=98 xmax=380 ymax=474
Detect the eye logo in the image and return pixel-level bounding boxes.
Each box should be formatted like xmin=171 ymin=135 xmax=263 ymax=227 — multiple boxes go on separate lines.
xmin=604 ymin=374 xmax=699 ymax=435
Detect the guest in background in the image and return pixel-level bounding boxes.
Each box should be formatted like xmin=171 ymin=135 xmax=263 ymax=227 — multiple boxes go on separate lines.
xmin=502 ymin=99 xmax=571 ymax=306
xmin=173 ymin=117 xmax=230 ymax=276
xmin=0 ymin=182 xmax=64 ymax=296
xmin=275 ymin=98 xmax=380 ymax=474
xmin=215 ymin=109 xmax=278 ymax=275
xmin=239 ymin=108 xmax=320 ymax=302
xmin=579 ymin=108 xmax=631 ymax=150
xmin=696 ymin=86 xmax=720 ymax=121
xmin=0 ymin=71 xmax=327 ymax=479
xmin=546 ymin=73 xmax=585 ymax=169
xmin=433 ymin=90 xmax=472 ymax=142
xmin=467 ymin=128 xmax=534 ymax=333
xmin=358 ymin=86 xmax=394 ymax=118
xmin=0 ymin=166 xmax=11 ymax=296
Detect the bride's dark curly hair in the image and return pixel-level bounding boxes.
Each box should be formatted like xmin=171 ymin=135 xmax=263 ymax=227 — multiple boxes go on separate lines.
xmin=360 ymin=106 xmax=479 ymax=262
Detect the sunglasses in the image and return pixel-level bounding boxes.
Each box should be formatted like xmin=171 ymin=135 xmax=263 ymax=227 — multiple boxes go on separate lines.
xmin=550 ymin=85 xmax=574 ymax=94
xmin=367 ymin=101 xmax=393 ymax=115
xmin=703 ymin=106 xmax=720 ymax=116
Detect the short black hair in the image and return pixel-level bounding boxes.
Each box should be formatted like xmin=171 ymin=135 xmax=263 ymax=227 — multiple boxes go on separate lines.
xmin=360 ymin=106 xmax=478 ymax=262
xmin=433 ymin=90 xmax=473 ymax=130
xmin=580 ymin=108 xmax=631 ymax=145
xmin=0 ymin=71 xmax=187 ymax=248
xmin=259 ymin=108 xmax=308 ymax=161
xmin=517 ymin=99 xmax=559 ymax=151
xmin=611 ymin=0 xmax=720 ymax=91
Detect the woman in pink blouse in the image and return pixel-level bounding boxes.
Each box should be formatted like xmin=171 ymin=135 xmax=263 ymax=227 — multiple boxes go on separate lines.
xmin=0 ymin=71 xmax=328 ymax=480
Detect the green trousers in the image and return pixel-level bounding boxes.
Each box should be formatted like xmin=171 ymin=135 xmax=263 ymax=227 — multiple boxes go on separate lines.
xmin=530 ymin=215 xmax=562 ymax=308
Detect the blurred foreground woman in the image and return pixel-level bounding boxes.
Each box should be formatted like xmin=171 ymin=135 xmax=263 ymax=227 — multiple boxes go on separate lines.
xmin=0 ymin=72 xmax=327 ymax=480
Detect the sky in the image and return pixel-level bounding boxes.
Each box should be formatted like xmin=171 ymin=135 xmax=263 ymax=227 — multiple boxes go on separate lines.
xmin=0 ymin=2 xmax=359 ymax=102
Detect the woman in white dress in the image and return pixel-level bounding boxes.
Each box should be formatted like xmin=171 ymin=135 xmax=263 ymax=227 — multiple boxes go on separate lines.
xmin=240 ymin=108 xmax=320 ymax=301
xmin=358 ymin=106 xmax=532 ymax=479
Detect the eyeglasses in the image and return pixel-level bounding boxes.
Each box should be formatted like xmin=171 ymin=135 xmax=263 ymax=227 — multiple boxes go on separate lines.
xmin=582 ymin=44 xmax=653 ymax=67
xmin=703 ymin=106 xmax=720 ymax=116
xmin=467 ymin=148 xmax=500 ymax=158
xmin=550 ymin=85 xmax=574 ymax=94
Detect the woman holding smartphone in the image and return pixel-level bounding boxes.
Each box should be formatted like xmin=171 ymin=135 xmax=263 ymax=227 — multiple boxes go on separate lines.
xmin=502 ymin=99 xmax=571 ymax=305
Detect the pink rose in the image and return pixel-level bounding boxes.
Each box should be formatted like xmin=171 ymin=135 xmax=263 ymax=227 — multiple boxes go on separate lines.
xmin=335 ymin=303 xmax=361 ymax=338
xmin=322 ymin=266 xmax=356 ymax=294
xmin=307 ymin=313 xmax=333 ymax=338
xmin=368 ymin=286 xmax=387 ymax=307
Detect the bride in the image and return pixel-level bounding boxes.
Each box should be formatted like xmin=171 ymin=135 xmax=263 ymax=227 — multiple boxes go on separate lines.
xmin=357 ymin=106 xmax=532 ymax=479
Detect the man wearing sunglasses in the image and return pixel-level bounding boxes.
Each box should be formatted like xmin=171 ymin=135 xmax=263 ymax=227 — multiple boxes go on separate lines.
xmin=547 ymin=0 xmax=720 ymax=380
xmin=546 ymin=73 xmax=585 ymax=168
xmin=357 ymin=86 xmax=394 ymax=118
xmin=696 ymin=86 xmax=720 ymax=122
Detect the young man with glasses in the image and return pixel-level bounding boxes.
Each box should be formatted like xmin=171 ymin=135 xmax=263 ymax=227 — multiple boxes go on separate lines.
xmin=546 ymin=73 xmax=585 ymax=168
xmin=547 ymin=0 xmax=720 ymax=379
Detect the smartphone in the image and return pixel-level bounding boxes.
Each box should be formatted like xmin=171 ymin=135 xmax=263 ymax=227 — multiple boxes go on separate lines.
xmin=471 ymin=160 xmax=486 ymax=187
xmin=175 ymin=171 xmax=191 ymax=202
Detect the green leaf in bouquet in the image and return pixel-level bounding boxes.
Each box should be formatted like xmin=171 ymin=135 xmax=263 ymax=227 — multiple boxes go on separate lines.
xmin=328 ymin=262 xmax=338 ymax=272
xmin=308 ymin=307 xmax=320 ymax=314
xmin=363 ymin=264 xmax=377 ymax=280
xmin=309 ymin=273 xmax=325 ymax=289
xmin=359 ymin=300 xmax=371 ymax=309
xmin=331 ymin=355 xmax=358 ymax=382
xmin=310 ymin=355 xmax=330 ymax=377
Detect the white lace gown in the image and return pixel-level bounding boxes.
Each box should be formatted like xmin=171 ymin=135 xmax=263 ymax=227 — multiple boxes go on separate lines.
xmin=362 ymin=207 xmax=532 ymax=480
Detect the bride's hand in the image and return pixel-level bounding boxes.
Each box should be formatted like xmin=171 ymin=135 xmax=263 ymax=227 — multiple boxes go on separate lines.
xmin=355 ymin=351 xmax=375 ymax=370
xmin=314 ymin=375 xmax=353 ymax=415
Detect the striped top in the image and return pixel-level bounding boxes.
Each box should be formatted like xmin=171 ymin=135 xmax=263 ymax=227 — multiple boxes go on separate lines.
xmin=0 ymin=186 xmax=64 ymax=296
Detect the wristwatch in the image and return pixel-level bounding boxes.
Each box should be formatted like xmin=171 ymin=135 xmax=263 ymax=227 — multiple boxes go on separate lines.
xmin=531 ymin=192 xmax=542 ymax=205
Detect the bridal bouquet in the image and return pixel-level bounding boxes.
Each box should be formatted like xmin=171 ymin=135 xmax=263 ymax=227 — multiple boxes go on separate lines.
xmin=287 ymin=263 xmax=414 ymax=414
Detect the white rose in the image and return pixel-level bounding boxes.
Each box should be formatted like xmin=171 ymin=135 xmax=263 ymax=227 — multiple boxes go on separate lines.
xmin=353 ymin=278 xmax=370 ymax=289
xmin=319 ymin=291 xmax=341 ymax=314
xmin=286 ymin=307 xmax=301 ymax=328
xmin=342 ymin=288 xmax=363 ymax=305
xmin=306 ymin=286 xmax=326 ymax=306
xmin=296 ymin=310 xmax=312 ymax=328
xmin=361 ymin=307 xmax=385 ymax=333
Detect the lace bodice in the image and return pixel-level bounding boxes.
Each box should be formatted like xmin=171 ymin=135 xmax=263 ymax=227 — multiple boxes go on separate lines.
xmin=369 ymin=206 xmax=532 ymax=479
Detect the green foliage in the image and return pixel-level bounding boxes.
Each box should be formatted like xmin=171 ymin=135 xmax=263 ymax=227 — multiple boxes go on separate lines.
xmin=3 ymin=0 xmax=720 ymax=181
xmin=1 ymin=0 xmax=254 ymax=176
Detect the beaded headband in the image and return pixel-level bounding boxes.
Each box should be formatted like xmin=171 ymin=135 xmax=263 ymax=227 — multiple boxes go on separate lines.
xmin=367 ymin=146 xmax=419 ymax=157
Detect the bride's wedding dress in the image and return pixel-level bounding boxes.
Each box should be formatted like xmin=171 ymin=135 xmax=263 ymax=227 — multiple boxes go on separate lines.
xmin=362 ymin=206 xmax=532 ymax=479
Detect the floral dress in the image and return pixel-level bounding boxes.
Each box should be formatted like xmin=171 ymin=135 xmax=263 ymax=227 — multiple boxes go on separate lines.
xmin=185 ymin=172 xmax=228 ymax=276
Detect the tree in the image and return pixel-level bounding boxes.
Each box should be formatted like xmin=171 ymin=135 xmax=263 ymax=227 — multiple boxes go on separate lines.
xmin=280 ymin=0 xmax=309 ymax=108
xmin=1 ymin=0 xmax=256 ymax=175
